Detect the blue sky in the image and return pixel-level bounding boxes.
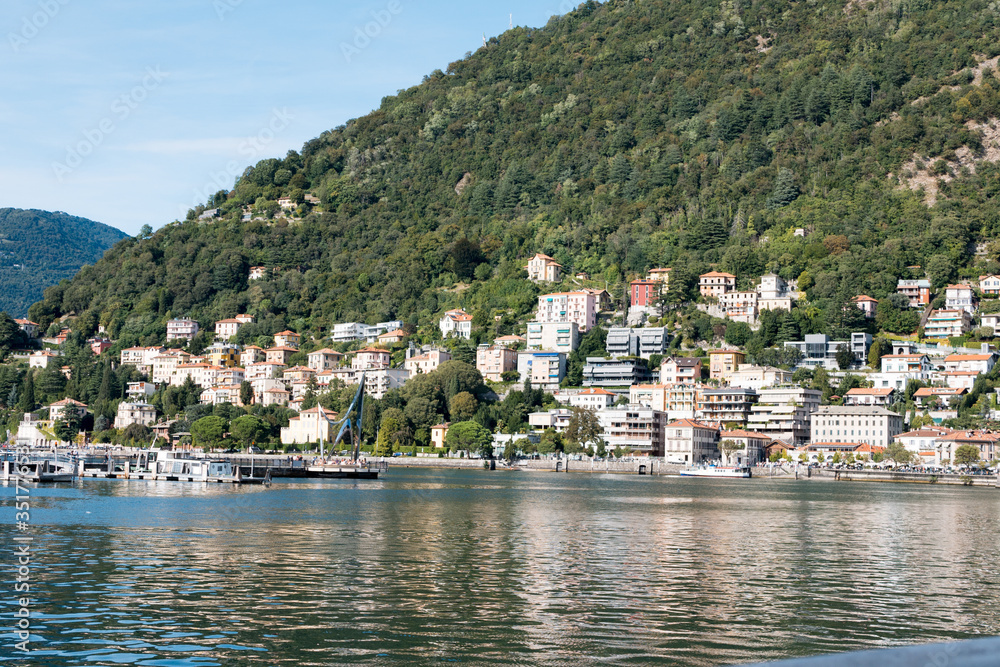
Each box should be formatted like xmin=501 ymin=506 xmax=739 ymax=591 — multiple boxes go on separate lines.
xmin=0 ymin=0 xmax=572 ymax=236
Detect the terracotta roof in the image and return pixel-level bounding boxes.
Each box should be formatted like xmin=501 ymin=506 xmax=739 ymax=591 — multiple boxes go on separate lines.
xmin=51 ymin=398 xmax=87 ymax=407
xmin=700 ymin=271 xmax=736 ymax=279
xmin=897 ymin=428 xmax=953 ymax=438
xmin=665 ymin=419 xmax=716 ymax=429
xmin=443 ymin=309 xmax=473 ymax=322
xmin=720 ymin=430 xmax=772 ymax=439
xmin=855 ymin=444 xmax=886 ymax=454
xmin=353 ymin=348 xmax=391 ymax=354
xmin=527 ymin=253 xmax=562 ymax=266
xmin=946 ymin=284 xmax=974 ymax=290
xmin=853 ymin=295 xmax=878 ymax=303
xmin=709 ymin=349 xmax=745 ymax=355
xmin=914 ymin=388 xmax=965 ymax=397
xmin=881 ymin=354 xmax=926 ymax=359
xmin=431 ymin=423 xmax=450 ymax=429
xmin=275 ymin=330 xmax=299 ymax=337
xmin=944 ymin=354 xmax=994 ymax=361
xmin=648 ymin=268 xmax=672 ymax=274
xmin=309 ymin=348 xmax=343 ymax=356
xmin=845 ymin=388 xmax=895 ymax=396
xmin=379 ymin=329 xmax=408 ymax=338
xmin=579 ymin=388 xmax=616 ymax=396
xmin=266 ymin=346 xmax=299 ymax=352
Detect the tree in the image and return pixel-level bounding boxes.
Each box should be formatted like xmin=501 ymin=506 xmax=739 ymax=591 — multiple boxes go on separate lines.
xmin=868 ymin=337 xmax=889 ymax=369
xmin=536 ymin=428 xmax=564 ymax=455
xmin=53 ymin=411 xmax=81 ymax=442
xmin=191 ymin=416 xmax=228 ymax=448
xmin=240 ymin=380 xmax=254 ymax=406
xmin=121 ymin=423 xmax=152 ymax=445
xmin=231 ymin=415 xmax=268 ymax=449
xmin=883 ymin=442 xmax=913 ymax=466
xmin=766 ymin=168 xmax=799 ymax=209
xmin=445 ymin=420 xmax=493 ymax=457
xmin=724 ymin=322 xmax=752 ymax=347
xmin=19 ymin=371 xmax=35 ymax=413
xmin=720 ymin=439 xmax=742 ymax=464
xmin=954 ymin=444 xmax=981 ymax=466
xmin=449 ymin=391 xmax=478 ymax=422
xmin=565 ymin=407 xmax=603 ymax=453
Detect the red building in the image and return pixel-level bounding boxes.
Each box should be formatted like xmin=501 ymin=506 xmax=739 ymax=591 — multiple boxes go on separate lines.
xmin=631 ymin=280 xmax=660 ymax=308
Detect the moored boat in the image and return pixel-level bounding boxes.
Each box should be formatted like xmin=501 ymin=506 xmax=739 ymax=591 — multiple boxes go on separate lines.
xmin=679 ymin=464 xmax=752 ymax=478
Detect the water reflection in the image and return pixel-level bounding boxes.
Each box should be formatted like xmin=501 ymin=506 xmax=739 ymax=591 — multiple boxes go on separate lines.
xmin=2 ymin=471 xmax=999 ymax=665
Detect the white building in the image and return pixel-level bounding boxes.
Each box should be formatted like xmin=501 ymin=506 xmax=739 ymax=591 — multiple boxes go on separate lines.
xmin=979 ymin=275 xmax=1000 ymax=297
xmin=120 ymin=346 xmax=166 ymax=371
xmin=810 ymin=405 xmax=904 ymax=447
xmin=439 ymin=310 xmax=473 ymax=339
xmin=476 ymin=346 xmax=517 ymax=382
xmin=525 ymin=253 xmax=562 ymax=282
xmin=727 ymin=365 xmax=793 ymax=391
xmin=214 ymin=315 xmax=254 ymax=340
xmin=598 ymin=404 xmax=669 ymax=456
xmin=516 ymin=351 xmax=567 ymax=390
xmin=924 ymin=309 xmax=973 ymax=339
xmin=945 ymin=284 xmax=976 ymax=315
xmin=844 ymin=388 xmax=897 ymax=407
xmin=874 ymin=354 xmax=934 ymax=390
xmin=529 ymin=409 xmax=573 ymax=432
xmin=166 ymin=317 xmax=199 ymax=341
xmin=352 ymin=348 xmax=391 ymax=371
xmin=332 ymin=322 xmax=368 ymax=342
xmin=746 ymin=387 xmax=821 ymax=447
xmin=535 ymin=292 xmax=598 ymax=331
xmin=568 ymin=388 xmax=617 ymax=411
xmin=280 ymin=407 xmax=339 ymax=446
xmin=29 ymin=350 xmax=61 ymax=369
xmin=114 ymin=402 xmax=157 ymax=430
xmin=663 ymin=419 xmax=719 ymax=464
xmin=404 ymin=348 xmax=451 ymax=375
xmin=526 ymin=321 xmax=579 ymax=353
xmin=307 ymin=348 xmax=345 ymax=372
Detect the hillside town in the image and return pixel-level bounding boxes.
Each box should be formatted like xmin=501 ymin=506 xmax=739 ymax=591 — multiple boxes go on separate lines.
xmin=6 ymin=261 xmax=1000 ymax=469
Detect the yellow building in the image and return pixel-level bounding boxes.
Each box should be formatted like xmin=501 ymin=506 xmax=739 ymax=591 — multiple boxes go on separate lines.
xmin=708 ymin=349 xmax=746 ymax=381
xmin=431 ymin=423 xmax=450 ymax=449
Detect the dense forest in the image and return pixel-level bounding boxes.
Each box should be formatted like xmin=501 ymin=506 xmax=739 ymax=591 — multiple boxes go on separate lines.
xmin=0 ymin=209 xmax=127 ymax=317
xmin=23 ymin=0 xmax=1000 ymax=349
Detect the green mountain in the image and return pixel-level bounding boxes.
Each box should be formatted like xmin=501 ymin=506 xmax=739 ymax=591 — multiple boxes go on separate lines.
xmin=0 ymin=209 xmax=128 ymax=318
xmin=24 ymin=0 xmax=1000 ymax=346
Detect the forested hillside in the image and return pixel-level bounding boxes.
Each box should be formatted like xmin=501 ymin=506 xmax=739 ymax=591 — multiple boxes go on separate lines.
xmin=26 ymin=0 xmax=1000 ymax=346
xmin=0 ymin=209 xmax=127 ymax=317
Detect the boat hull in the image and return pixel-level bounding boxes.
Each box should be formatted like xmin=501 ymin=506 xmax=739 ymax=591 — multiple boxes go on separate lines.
xmin=679 ymin=467 xmax=752 ymax=478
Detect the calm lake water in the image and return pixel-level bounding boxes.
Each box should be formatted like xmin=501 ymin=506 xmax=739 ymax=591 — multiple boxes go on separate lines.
xmin=3 ymin=467 xmax=1000 ymax=666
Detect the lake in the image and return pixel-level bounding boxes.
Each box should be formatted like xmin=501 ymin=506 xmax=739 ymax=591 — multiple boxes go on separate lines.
xmin=3 ymin=467 xmax=1000 ymax=666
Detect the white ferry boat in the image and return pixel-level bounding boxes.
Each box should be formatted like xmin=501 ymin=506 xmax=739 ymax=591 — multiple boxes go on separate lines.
xmin=2 ymin=458 xmax=75 ymax=483
xmin=679 ymin=464 xmax=752 ymax=478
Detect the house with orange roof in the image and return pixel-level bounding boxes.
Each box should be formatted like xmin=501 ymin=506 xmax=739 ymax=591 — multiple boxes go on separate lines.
xmin=979 ymin=275 xmax=1000 ymax=296
xmin=568 ymin=387 xmax=617 ymax=410
xmin=439 ymin=309 xmax=473 ymax=339
xmin=663 ymin=418 xmax=719 ymax=464
xmin=49 ymin=398 xmax=88 ymax=422
xmin=431 ymin=423 xmax=450 ymax=449
xmin=404 ymin=348 xmax=451 ymax=375
xmin=719 ymin=429 xmax=772 ymax=465
xmin=273 ymin=330 xmax=301 ymax=349
xmin=215 ymin=316 xmax=255 ymax=340
xmin=29 ymin=349 xmax=61 ymax=369
xmin=945 ymin=284 xmax=977 ymax=314
xmin=844 ymin=387 xmax=897 ymax=407
xmin=647 ymin=268 xmax=672 ymax=287
xmin=14 ymin=318 xmax=39 ymax=338
xmin=351 ymin=348 xmax=391 ymax=371
xmin=280 ymin=406 xmax=339 ymax=446
xmin=240 ymin=345 xmax=266 ymax=367
xmin=525 ymin=253 xmax=562 ymax=283
xmin=476 ymin=346 xmax=516 ymax=382
xmin=493 ymin=334 xmax=526 ymax=348
xmin=698 ymin=271 xmax=736 ymax=298
xmin=378 ymin=329 xmax=408 ymax=345
xmin=913 ymin=387 xmax=966 ymax=409
xmin=265 ymin=346 xmax=298 ymax=366
xmin=307 ymin=348 xmax=344 ymax=372
xmin=853 ymin=295 xmax=878 ymax=319
xmin=938 ymin=430 xmax=1000 ymax=465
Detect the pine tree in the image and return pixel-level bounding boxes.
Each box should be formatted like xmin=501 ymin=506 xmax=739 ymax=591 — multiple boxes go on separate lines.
xmin=19 ymin=371 xmax=35 ymax=413
xmin=609 ymin=155 xmax=632 ymax=184
xmin=766 ymin=168 xmax=800 ymax=209
xmin=777 ymin=311 xmax=801 ymax=343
